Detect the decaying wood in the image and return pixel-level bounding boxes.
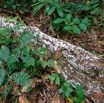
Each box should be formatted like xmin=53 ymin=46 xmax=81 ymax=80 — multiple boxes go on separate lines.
xmin=0 ymin=16 xmax=104 ymax=103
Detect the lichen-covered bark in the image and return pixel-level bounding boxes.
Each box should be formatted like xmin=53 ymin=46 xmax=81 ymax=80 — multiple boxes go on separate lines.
xmin=0 ymin=16 xmax=104 ymax=102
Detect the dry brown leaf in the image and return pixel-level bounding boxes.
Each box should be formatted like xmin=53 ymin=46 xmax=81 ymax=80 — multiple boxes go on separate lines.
xmin=54 ymin=61 xmax=62 ymax=74
xmin=51 ymin=93 xmax=60 ymax=103
xmin=96 ymin=41 xmax=104 ymax=46
xmin=54 ymin=50 xmax=62 ymax=60
xmin=30 ymin=78 xmax=41 ymax=88
xmin=21 ymin=87 xmax=28 ymax=93
xmin=42 ymin=74 xmax=50 ymax=80
xmin=19 ymin=96 xmax=30 ymax=103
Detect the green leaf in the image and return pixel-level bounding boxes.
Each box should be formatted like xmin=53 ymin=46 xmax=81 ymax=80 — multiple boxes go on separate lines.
xmin=81 ymin=18 xmax=89 ymax=24
xmin=75 ymin=85 xmax=84 ymax=99
xmin=40 ymin=47 xmax=47 ymax=53
xmin=48 ymin=59 xmax=54 ymax=67
xmin=91 ymin=7 xmax=102 ymax=14
xmin=72 ymin=26 xmax=81 ymax=34
xmin=0 ymin=46 xmax=10 ymax=61
xmin=22 ymin=56 xmax=35 ymax=67
xmin=63 ymin=25 xmax=72 ymax=32
xmin=45 ymin=5 xmax=50 ymax=12
xmin=79 ymin=24 xmax=87 ymax=30
xmin=55 ymin=76 xmax=60 ymax=85
xmin=13 ymin=72 xmax=31 ymax=86
xmin=57 ymin=7 xmax=64 ymax=17
xmin=0 ymin=69 xmax=5 ymax=86
xmin=53 ymin=18 xmax=64 ymax=24
xmin=7 ymin=85 xmax=12 ymax=92
xmin=49 ymin=73 xmax=57 ymax=81
xmin=26 ymin=86 xmax=32 ymax=93
xmin=73 ymin=16 xmax=80 ymax=24
xmin=42 ymin=61 xmax=48 ymax=68
xmin=0 ymin=60 xmax=2 ymax=66
xmin=47 ymin=6 xmax=56 ymax=15
xmin=90 ymin=0 xmax=99 ymax=4
xmin=73 ymin=97 xmax=82 ymax=103
xmin=66 ymin=14 xmax=72 ymax=21
xmin=2 ymin=92 xmax=8 ymax=97
xmin=59 ymin=88 xmax=63 ymax=93
xmin=32 ymin=2 xmax=45 ymax=15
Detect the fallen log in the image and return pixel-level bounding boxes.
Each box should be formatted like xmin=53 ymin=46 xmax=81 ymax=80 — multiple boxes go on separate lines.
xmin=0 ymin=16 xmax=104 ymax=102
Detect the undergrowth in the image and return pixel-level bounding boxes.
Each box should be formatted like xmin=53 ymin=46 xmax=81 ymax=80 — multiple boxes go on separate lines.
xmin=0 ymin=19 xmax=84 ymax=103
xmin=0 ymin=0 xmax=104 ymax=34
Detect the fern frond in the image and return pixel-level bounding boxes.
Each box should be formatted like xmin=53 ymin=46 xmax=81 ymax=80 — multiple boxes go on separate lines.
xmin=0 ymin=46 xmax=10 ymax=61
xmin=12 ymin=72 xmax=31 ymax=86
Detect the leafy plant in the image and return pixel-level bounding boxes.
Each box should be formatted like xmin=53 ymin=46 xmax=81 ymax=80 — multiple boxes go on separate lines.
xmin=84 ymin=0 xmax=104 ymax=15
xmin=59 ymin=82 xmax=73 ymax=98
xmin=73 ymin=85 xmax=84 ymax=103
xmin=13 ymin=72 xmax=31 ymax=86
xmin=59 ymin=82 xmax=84 ymax=103
xmin=0 ymin=0 xmax=33 ymax=12
xmin=2 ymin=85 xmax=13 ymax=98
xmin=49 ymin=73 xmax=62 ymax=85
xmin=53 ymin=14 xmax=90 ymax=34
xmin=32 ymin=0 xmax=64 ymax=17
xmin=0 ymin=20 xmax=54 ymax=91
xmin=49 ymin=73 xmax=84 ymax=103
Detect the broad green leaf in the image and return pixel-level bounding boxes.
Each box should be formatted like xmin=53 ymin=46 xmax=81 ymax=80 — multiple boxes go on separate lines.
xmin=59 ymin=88 xmax=63 ymax=93
xmin=45 ymin=5 xmax=50 ymax=12
xmin=73 ymin=97 xmax=82 ymax=103
xmin=66 ymin=14 xmax=72 ymax=21
xmin=72 ymin=26 xmax=81 ymax=34
xmin=2 ymin=92 xmax=8 ymax=97
xmin=7 ymin=85 xmax=12 ymax=92
xmin=79 ymin=24 xmax=87 ymax=30
xmin=48 ymin=59 xmax=54 ymax=67
xmin=55 ymin=76 xmax=60 ymax=85
xmin=53 ymin=18 xmax=64 ymax=24
xmin=47 ymin=6 xmax=56 ymax=15
xmin=81 ymin=18 xmax=89 ymax=24
xmin=40 ymin=47 xmax=47 ymax=52
xmin=57 ymin=7 xmax=64 ymax=17
xmin=63 ymin=25 xmax=72 ymax=32
xmin=0 ymin=69 xmax=5 ymax=86
xmin=73 ymin=16 xmax=80 ymax=24
xmin=49 ymin=73 xmax=57 ymax=81
xmin=91 ymin=7 xmax=102 ymax=14
xmin=26 ymin=86 xmax=32 ymax=93
xmin=75 ymin=85 xmax=84 ymax=99
xmin=90 ymin=0 xmax=99 ymax=4
xmin=42 ymin=61 xmax=48 ymax=68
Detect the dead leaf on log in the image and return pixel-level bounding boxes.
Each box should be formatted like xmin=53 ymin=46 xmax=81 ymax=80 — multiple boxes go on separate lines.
xmin=54 ymin=61 xmax=62 ymax=74
xmin=19 ymin=96 xmax=30 ymax=103
xmin=54 ymin=50 xmax=62 ymax=60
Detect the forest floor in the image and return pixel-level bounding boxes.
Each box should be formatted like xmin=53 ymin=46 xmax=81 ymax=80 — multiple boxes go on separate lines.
xmin=0 ymin=9 xmax=104 ymax=103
